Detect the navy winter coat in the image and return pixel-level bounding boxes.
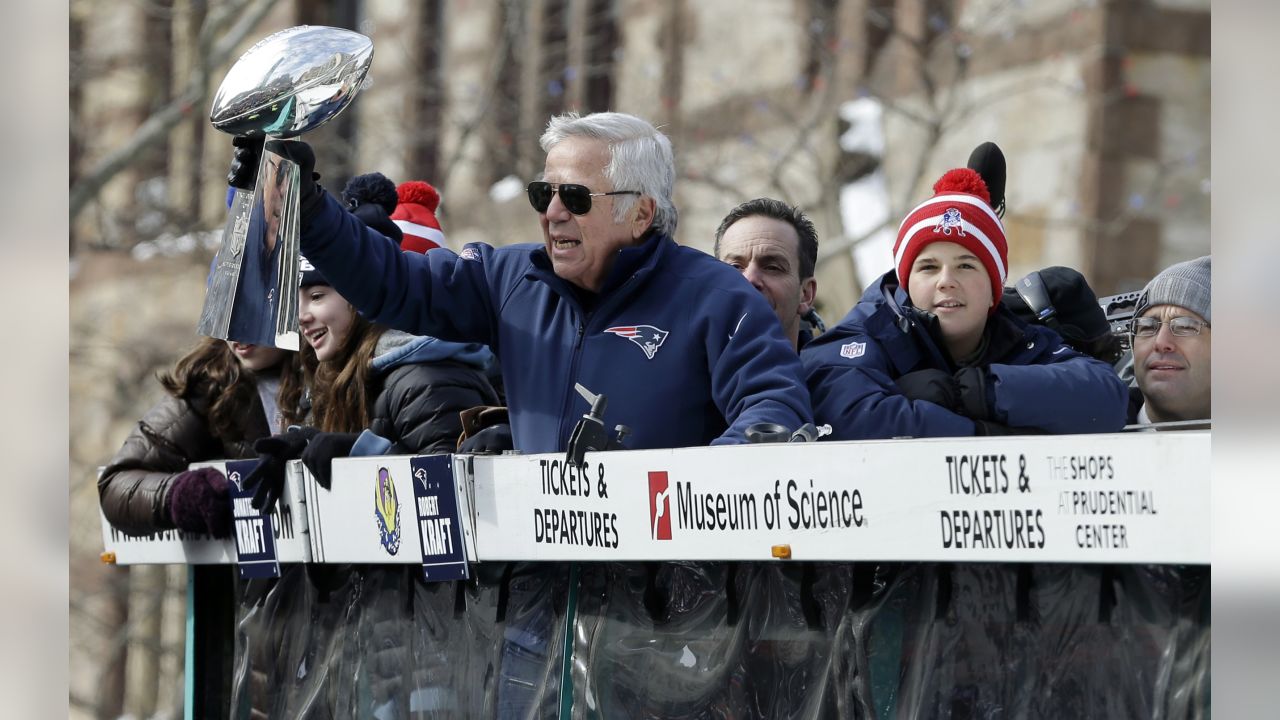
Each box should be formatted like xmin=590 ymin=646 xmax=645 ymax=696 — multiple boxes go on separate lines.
xmin=801 ymin=271 xmax=1128 ymax=440
xmin=298 ymin=193 xmax=812 ymax=453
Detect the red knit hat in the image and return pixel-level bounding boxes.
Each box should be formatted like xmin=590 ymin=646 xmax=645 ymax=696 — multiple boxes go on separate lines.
xmin=893 ymin=168 xmax=1008 ymax=312
xmin=390 ymin=181 xmax=446 ymax=253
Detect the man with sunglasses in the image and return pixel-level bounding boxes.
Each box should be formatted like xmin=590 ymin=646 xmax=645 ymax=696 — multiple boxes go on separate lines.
xmin=1129 ymin=255 xmax=1211 ymax=425
xmin=267 ymin=111 xmax=812 ymax=454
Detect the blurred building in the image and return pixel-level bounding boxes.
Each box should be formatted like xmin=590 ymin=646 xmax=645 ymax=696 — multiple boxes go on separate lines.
xmin=71 ymin=0 xmax=1209 ymax=308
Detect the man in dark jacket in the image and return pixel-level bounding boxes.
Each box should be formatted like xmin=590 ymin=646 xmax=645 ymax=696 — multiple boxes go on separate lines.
xmin=270 ymin=112 xmax=812 ymax=453
xmin=267 ymin=113 xmax=813 ymax=717
xmin=801 ymin=167 xmax=1128 ymax=440
xmin=714 ymin=198 xmax=819 ymax=351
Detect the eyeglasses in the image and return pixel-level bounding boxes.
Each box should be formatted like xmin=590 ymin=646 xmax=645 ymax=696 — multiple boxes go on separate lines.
xmin=1130 ymin=316 xmax=1210 ymax=338
xmin=526 ymin=181 xmax=640 ymax=216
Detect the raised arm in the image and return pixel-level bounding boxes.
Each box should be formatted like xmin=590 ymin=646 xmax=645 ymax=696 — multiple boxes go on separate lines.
xmin=299 ymin=191 xmax=502 ymax=345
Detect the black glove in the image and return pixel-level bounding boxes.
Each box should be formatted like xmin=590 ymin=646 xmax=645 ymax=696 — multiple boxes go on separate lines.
xmin=227 ymin=135 xmax=265 ymax=190
xmin=458 ymin=423 xmax=513 ymax=454
xmin=243 ymin=426 xmax=319 ymax=513
xmin=263 ymin=139 xmax=323 ymax=219
xmin=300 ymin=431 xmax=360 ymax=490
xmin=953 ymin=366 xmax=992 ymax=421
xmin=895 ymin=369 xmax=961 ymax=410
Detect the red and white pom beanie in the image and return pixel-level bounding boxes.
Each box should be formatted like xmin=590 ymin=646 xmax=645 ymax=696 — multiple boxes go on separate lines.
xmin=893 ymin=168 xmax=1008 ymax=312
xmin=390 ymin=181 xmax=446 ymax=253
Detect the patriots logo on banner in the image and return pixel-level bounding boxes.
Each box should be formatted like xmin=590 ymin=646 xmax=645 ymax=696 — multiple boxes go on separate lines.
xmin=934 ymin=207 xmax=966 ymax=236
xmin=605 ymin=325 xmax=670 ymax=360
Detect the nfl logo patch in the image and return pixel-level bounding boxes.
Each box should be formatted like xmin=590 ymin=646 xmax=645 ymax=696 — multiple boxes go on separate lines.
xmin=840 ymin=341 xmax=866 ymax=359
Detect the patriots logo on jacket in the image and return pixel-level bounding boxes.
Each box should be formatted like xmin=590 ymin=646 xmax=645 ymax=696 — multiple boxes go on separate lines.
xmin=605 ymin=325 xmax=669 ymax=360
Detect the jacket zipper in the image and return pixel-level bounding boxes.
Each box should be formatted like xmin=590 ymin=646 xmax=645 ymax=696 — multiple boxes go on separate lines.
xmin=559 ymin=274 xmax=649 ymax=442
xmin=556 ymin=316 xmax=588 ymax=445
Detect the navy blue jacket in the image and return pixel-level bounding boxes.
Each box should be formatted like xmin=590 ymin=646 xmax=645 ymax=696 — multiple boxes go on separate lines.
xmin=801 ymin=271 xmax=1128 ymax=440
xmin=299 ymin=193 xmax=812 ymax=453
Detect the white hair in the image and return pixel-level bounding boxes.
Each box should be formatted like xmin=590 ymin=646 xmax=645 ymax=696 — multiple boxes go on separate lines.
xmin=539 ymin=111 xmax=678 ymax=236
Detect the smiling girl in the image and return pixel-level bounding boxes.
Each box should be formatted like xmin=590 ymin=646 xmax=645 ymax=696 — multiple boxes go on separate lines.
xmin=288 ymin=253 xmax=501 ymax=460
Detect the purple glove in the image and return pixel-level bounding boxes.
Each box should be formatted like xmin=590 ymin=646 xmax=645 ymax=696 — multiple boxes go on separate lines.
xmin=166 ymin=467 xmax=232 ymax=537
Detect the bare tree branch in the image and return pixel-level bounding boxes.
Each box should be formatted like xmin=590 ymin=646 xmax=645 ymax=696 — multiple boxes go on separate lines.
xmin=69 ymin=0 xmax=281 ymax=225
xmin=438 ymin=0 xmax=519 ymax=191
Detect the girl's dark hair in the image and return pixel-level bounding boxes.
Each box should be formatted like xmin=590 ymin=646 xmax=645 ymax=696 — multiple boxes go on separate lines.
xmin=158 ymin=337 xmax=294 ymax=440
xmin=276 ymin=350 xmax=306 ymax=430
xmin=295 ymin=308 xmax=385 ymax=434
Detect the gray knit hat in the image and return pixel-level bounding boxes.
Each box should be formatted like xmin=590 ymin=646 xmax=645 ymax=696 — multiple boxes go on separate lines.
xmin=1136 ymin=255 xmax=1211 ymax=323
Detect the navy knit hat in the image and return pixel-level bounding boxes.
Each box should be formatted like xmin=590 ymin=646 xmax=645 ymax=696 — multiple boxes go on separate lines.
xmin=299 ymin=254 xmax=327 ymax=288
xmin=342 ymin=172 xmax=398 ymax=215
xmin=343 ymin=172 xmax=404 ymax=244
xmin=300 ymin=178 xmax=406 ymax=287
xmin=1135 ymin=255 xmax=1211 ymax=323
xmin=351 ymin=202 xmax=404 ymax=244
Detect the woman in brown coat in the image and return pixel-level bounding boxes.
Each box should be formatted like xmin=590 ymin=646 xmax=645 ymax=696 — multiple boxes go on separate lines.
xmin=98 ymin=337 xmax=300 ymax=537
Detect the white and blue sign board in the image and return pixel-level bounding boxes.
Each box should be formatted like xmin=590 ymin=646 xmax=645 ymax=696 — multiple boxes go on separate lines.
xmin=411 ymin=455 xmax=469 ymax=581
xmin=226 ymin=459 xmax=280 ymax=579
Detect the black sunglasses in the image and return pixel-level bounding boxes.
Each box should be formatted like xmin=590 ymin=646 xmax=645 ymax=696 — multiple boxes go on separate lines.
xmin=527 ymin=181 xmax=640 ymax=216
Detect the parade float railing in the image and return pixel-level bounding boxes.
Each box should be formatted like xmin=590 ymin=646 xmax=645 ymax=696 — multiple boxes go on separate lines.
xmin=101 ymin=431 xmax=1211 ymax=719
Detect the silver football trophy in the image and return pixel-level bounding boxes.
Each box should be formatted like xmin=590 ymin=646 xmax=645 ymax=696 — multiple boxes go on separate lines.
xmin=199 ymin=26 xmax=374 ymax=349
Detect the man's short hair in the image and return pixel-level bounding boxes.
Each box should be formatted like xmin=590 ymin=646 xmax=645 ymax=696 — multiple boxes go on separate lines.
xmin=540 ymin=112 xmax=678 ymax=237
xmin=714 ymin=198 xmax=818 ymax=280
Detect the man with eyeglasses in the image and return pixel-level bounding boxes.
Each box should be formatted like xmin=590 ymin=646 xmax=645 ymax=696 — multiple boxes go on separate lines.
xmin=1129 ymin=255 xmax=1211 ymax=425
xmin=266 ymin=111 xmax=812 ymax=453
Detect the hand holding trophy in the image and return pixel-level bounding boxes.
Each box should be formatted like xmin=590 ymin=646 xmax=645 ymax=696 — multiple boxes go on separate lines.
xmin=198 ymin=26 xmax=373 ymax=349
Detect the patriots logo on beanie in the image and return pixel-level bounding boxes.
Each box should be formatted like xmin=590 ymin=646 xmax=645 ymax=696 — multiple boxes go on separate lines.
xmin=298 ymin=254 xmax=328 ymax=287
xmin=893 ymin=168 xmax=1008 ymax=313
xmin=391 ymin=181 xmax=447 ymax=254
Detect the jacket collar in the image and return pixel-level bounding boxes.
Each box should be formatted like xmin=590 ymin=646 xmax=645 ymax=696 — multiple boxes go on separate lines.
xmin=862 ymin=269 xmax=1031 ymax=371
xmin=369 ymin=329 xmax=496 ymax=375
xmin=527 ymin=230 xmax=671 ymax=308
